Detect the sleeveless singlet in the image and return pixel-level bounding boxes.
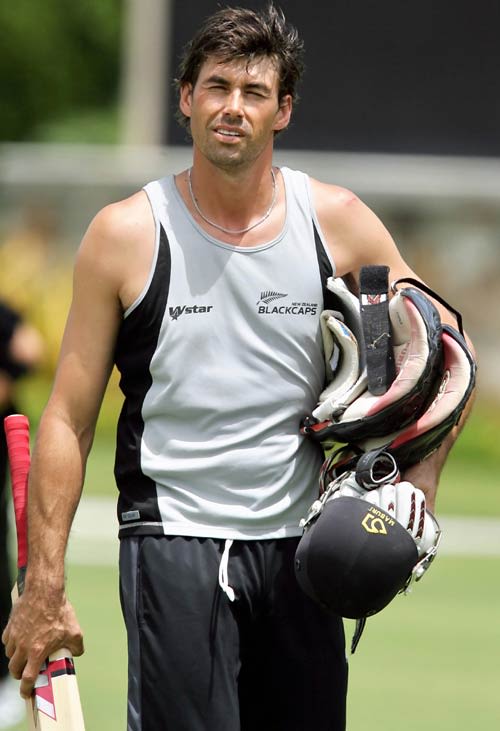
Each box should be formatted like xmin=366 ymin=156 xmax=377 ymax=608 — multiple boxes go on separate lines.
xmin=114 ymin=167 xmax=335 ymax=540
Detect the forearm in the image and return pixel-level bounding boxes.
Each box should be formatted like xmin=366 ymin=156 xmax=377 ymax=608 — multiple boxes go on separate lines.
xmin=24 ymin=408 xmax=94 ymax=593
xmin=402 ymin=389 xmax=476 ymax=512
xmin=2 ymin=406 xmax=90 ymax=693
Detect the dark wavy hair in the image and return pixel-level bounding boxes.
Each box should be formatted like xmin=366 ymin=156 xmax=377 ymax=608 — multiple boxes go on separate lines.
xmin=175 ymin=3 xmax=305 ymax=129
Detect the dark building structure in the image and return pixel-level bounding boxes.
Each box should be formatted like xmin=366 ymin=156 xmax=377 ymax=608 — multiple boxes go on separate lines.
xmin=166 ymin=0 xmax=500 ymax=157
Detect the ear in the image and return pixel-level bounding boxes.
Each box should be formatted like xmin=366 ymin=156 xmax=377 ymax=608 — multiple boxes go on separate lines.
xmin=179 ymin=84 xmax=193 ymax=119
xmin=273 ymin=94 xmax=293 ymax=132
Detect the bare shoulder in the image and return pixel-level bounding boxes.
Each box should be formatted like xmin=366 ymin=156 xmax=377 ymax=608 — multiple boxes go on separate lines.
xmin=308 ymin=176 xmax=405 ymax=280
xmin=309 ymin=178 xmax=360 ymax=216
xmin=81 ymin=190 xmax=153 ymax=256
xmin=77 ymin=190 xmax=155 ymax=310
xmin=309 ymin=177 xmax=386 ymax=236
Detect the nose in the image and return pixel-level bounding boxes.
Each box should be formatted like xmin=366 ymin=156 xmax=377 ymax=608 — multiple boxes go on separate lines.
xmin=222 ymin=89 xmax=244 ymax=118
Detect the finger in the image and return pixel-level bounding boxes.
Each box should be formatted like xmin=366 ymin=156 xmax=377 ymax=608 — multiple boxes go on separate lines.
xmin=60 ymin=616 xmax=84 ymax=657
xmin=3 ymin=637 xmax=15 ymax=660
xmin=8 ymin=647 xmax=28 ymax=681
xmin=65 ymin=633 xmax=85 ymax=657
xmin=20 ymin=662 xmax=39 ymax=700
xmin=2 ymin=630 xmax=15 ymax=659
xmin=406 ymin=489 xmax=416 ymax=534
xmin=1 ymin=623 xmax=10 ymax=648
xmin=416 ymin=496 xmax=427 ymax=539
xmin=18 ymin=645 xmax=48 ymax=700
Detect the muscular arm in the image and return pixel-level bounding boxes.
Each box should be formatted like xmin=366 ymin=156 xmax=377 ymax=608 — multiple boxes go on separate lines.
xmin=2 ymin=191 xmax=154 ymax=696
xmin=311 ymin=179 xmax=476 ymax=511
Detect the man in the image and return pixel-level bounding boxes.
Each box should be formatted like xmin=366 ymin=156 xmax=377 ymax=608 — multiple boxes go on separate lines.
xmin=2 ymin=4 xmax=474 ymax=730
xmin=0 ymin=300 xmax=43 ymax=729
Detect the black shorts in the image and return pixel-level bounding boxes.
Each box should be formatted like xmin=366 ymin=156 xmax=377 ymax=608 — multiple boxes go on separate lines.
xmin=119 ymin=535 xmax=348 ymax=731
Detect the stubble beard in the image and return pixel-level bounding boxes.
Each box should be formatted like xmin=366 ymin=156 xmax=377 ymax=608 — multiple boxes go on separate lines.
xmin=197 ymin=128 xmax=271 ymax=174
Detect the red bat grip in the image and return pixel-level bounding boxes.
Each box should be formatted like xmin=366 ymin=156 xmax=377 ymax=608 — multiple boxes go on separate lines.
xmin=4 ymin=414 xmax=31 ymax=570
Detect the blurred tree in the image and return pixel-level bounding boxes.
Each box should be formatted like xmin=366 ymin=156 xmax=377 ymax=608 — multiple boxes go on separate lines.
xmin=0 ymin=0 xmax=123 ymax=142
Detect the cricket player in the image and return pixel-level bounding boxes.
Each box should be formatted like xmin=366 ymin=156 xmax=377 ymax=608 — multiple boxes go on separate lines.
xmin=2 ymin=4 xmax=474 ymax=729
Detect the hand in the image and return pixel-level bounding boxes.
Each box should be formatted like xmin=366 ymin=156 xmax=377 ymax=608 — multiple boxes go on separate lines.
xmin=1 ymin=586 xmax=84 ymax=699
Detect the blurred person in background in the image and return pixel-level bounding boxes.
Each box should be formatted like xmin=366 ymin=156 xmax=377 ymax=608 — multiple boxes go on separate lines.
xmin=0 ymin=300 xmax=44 ymax=729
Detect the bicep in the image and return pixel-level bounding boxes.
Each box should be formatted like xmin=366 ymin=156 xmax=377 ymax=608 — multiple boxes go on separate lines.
xmin=315 ymin=183 xmax=469 ymax=334
xmin=321 ymin=191 xmax=408 ymax=288
xmin=48 ymin=225 xmax=123 ymax=439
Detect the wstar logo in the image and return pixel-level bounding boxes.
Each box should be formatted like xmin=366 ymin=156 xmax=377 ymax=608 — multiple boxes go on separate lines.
xmin=169 ymin=304 xmax=213 ymax=321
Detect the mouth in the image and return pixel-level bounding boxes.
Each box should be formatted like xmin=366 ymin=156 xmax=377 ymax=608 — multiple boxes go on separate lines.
xmin=213 ymin=126 xmax=245 ymax=141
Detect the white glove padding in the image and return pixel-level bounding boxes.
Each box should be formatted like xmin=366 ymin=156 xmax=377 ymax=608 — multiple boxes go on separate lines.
xmin=331 ymin=473 xmax=439 ymax=559
xmin=313 ymin=312 xmax=367 ymax=422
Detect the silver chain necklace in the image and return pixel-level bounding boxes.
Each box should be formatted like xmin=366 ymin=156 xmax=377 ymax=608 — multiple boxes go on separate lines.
xmin=187 ymin=167 xmax=277 ymax=235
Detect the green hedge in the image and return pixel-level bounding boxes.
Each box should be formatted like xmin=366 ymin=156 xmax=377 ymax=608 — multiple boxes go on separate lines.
xmin=0 ymin=1 xmax=122 ymax=142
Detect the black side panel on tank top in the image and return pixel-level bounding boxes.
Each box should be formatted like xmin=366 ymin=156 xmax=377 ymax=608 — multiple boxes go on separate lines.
xmin=113 ymin=225 xmax=171 ymax=531
xmin=313 ymin=222 xmax=336 ymax=310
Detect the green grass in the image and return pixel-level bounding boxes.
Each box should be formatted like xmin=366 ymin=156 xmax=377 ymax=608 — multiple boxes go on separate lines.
xmin=6 ymin=557 xmax=499 ymax=731
xmin=436 ymin=455 xmax=500 ymax=516
xmin=346 ymin=556 xmax=500 ymax=730
xmin=69 ymin=566 xmax=127 ymax=730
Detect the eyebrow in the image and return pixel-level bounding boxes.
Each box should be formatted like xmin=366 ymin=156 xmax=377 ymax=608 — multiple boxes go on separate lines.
xmin=204 ymin=74 xmax=272 ymax=94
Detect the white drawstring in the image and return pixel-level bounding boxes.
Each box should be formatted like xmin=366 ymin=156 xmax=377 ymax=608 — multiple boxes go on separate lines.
xmin=218 ymin=539 xmax=235 ymax=601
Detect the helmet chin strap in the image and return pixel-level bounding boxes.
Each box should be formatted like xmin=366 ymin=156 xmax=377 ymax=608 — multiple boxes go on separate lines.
xmin=351 ymin=617 xmax=366 ymax=655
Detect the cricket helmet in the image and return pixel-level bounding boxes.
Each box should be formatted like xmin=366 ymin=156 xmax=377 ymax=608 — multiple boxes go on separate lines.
xmin=294 ymin=456 xmax=441 ymax=620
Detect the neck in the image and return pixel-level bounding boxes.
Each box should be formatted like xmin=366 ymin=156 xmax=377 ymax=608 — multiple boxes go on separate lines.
xmin=186 ymin=157 xmax=279 ymax=235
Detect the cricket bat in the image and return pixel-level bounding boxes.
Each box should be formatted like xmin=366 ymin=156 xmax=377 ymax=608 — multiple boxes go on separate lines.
xmin=4 ymin=413 xmax=85 ymax=730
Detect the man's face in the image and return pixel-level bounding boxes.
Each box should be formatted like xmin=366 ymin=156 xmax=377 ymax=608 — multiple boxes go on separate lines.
xmin=179 ymin=55 xmax=292 ymax=170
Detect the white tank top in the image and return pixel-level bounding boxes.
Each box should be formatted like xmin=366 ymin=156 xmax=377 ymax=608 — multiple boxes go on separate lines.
xmin=114 ymin=167 xmax=335 ymax=540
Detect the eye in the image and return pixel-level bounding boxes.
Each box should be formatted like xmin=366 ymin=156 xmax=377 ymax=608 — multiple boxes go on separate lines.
xmin=246 ymin=89 xmax=266 ymax=99
xmin=205 ymin=82 xmax=228 ymax=92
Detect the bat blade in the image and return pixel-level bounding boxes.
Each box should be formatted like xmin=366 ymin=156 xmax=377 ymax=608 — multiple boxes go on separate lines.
xmin=28 ymin=649 xmax=85 ymax=730
xmin=4 ymin=414 xmax=86 ymax=730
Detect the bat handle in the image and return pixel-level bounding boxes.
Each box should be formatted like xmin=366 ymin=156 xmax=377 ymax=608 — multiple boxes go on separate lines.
xmin=4 ymin=416 xmax=86 ymax=729
xmin=4 ymin=414 xmax=31 ymax=572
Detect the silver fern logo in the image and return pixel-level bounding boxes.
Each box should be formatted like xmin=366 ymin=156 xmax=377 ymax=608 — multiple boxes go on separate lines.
xmin=258 ymin=290 xmax=288 ymax=305
xmin=257 ymin=289 xmax=318 ymax=317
